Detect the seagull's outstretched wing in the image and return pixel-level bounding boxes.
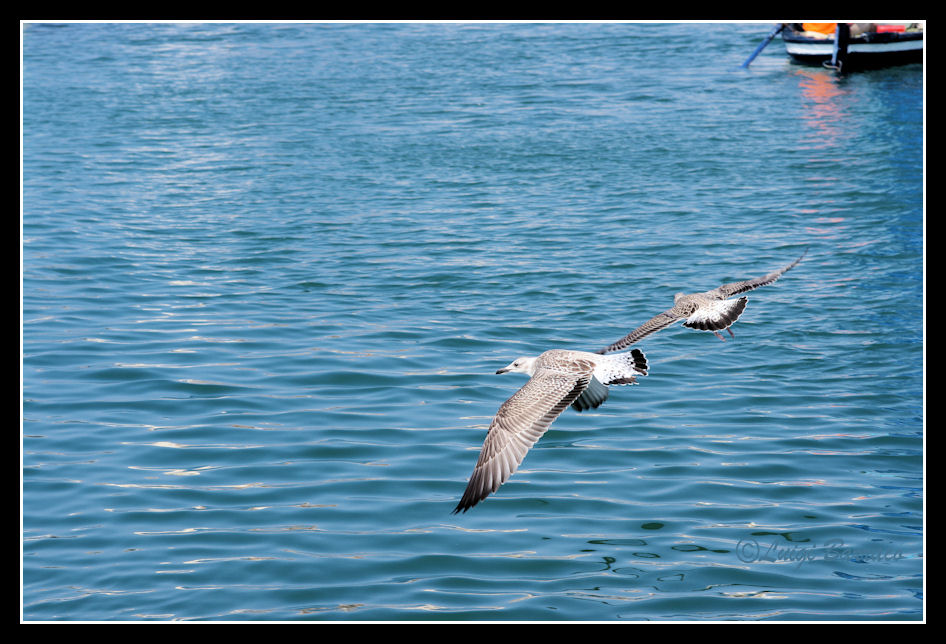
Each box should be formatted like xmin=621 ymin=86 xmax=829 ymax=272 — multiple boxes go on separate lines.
xmin=709 ymin=248 xmax=807 ymax=299
xmin=594 ymin=309 xmax=682 ymax=354
xmin=453 ymin=369 xmax=591 ymax=513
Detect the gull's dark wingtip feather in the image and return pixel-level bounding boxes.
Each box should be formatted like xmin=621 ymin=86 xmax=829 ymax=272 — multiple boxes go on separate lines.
xmin=452 ymin=496 xmax=478 ymax=514
xmin=452 ymin=486 xmax=479 ymax=513
xmin=452 ymin=476 xmax=486 ymax=514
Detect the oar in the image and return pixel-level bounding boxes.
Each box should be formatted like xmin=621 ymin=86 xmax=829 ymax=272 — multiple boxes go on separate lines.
xmin=824 ymin=22 xmax=851 ymax=71
xmin=740 ymin=23 xmax=785 ymax=68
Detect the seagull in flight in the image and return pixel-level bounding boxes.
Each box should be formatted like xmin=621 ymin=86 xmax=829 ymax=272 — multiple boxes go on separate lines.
xmin=596 ymin=249 xmax=807 ymax=354
xmin=453 ymin=347 xmax=648 ymax=513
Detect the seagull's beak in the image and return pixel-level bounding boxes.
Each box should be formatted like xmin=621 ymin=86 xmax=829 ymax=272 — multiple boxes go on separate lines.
xmin=496 ymin=367 xmax=510 ymax=374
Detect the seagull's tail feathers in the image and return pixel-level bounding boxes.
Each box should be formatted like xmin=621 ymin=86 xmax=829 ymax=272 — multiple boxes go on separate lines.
xmin=629 ymin=348 xmax=648 ymax=375
xmin=600 ymin=347 xmax=649 ymax=385
xmin=682 ymin=296 xmax=748 ymax=332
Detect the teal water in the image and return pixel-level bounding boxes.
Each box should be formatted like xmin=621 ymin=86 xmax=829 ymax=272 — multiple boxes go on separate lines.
xmin=22 ymin=22 xmax=923 ymax=621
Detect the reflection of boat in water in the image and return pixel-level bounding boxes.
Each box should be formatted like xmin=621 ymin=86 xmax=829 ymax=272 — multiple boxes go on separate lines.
xmin=781 ymin=23 xmax=923 ymax=70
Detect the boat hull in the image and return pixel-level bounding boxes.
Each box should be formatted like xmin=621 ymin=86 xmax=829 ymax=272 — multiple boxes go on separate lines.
xmin=781 ymin=25 xmax=923 ymax=69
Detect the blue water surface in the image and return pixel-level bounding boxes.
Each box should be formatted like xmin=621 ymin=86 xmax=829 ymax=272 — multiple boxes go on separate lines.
xmin=22 ymin=22 xmax=924 ymax=621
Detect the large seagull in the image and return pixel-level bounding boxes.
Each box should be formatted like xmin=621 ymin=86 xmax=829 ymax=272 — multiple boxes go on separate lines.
xmin=453 ymin=347 xmax=648 ymax=513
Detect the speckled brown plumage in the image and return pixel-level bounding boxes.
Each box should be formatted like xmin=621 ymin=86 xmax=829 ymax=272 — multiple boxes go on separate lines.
xmin=453 ymin=348 xmax=648 ymax=513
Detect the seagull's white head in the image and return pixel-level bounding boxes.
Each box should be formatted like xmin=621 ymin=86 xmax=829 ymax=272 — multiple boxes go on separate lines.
xmin=496 ymin=356 xmax=537 ymax=375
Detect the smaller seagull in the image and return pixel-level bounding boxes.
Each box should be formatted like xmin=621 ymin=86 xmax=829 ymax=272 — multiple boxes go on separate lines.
xmin=596 ymin=249 xmax=807 ymax=354
xmin=453 ymin=348 xmax=649 ymax=514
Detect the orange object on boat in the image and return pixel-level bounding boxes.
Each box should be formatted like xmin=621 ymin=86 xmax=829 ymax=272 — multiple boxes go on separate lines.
xmin=876 ymin=24 xmax=907 ymax=33
xmin=802 ymin=23 xmax=837 ymax=34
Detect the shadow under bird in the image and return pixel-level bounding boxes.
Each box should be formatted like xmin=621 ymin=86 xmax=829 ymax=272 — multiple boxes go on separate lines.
xmin=596 ymin=249 xmax=807 ymax=354
xmin=453 ymin=347 xmax=648 ymax=514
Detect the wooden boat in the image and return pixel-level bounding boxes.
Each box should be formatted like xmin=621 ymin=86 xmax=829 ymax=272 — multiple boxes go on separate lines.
xmin=781 ymin=23 xmax=923 ymax=70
